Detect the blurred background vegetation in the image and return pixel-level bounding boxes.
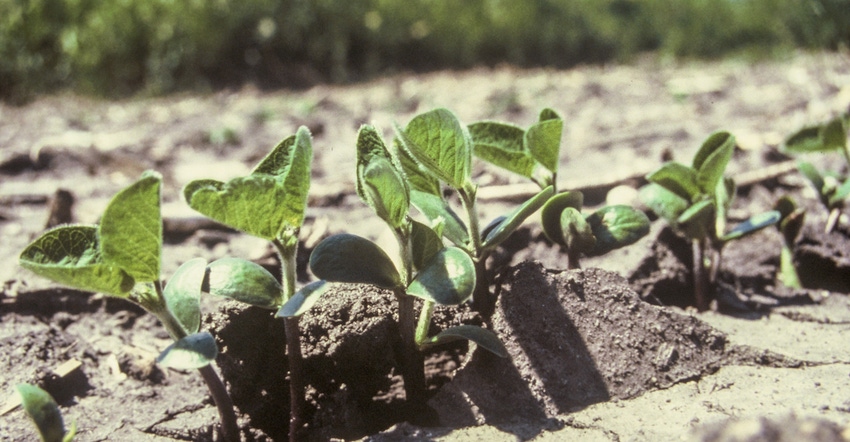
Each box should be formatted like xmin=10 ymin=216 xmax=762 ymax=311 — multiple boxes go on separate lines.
xmin=2 ymin=0 xmax=848 ymax=102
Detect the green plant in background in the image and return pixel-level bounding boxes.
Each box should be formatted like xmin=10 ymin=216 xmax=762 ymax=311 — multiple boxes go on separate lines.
xmin=773 ymin=196 xmax=805 ymax=289
xmin=394 ymin=108 xmax=554 ymax=315
xmin=639 ymin=131 xmax=780 ymax=311
xmin=19 ymin=172 xmax=239 ymax=441
xmin=16 ymin=384 xmax=76 ymax=442
xmin=306 ymin=124 xmax=508 ymax=404
xmin=469 ymin=108 xmax=651 ymax=270
xmin=183 ymin=127 xmax=318 ymax=442
xmin=782 ymin=114 xmax=850 ymax=233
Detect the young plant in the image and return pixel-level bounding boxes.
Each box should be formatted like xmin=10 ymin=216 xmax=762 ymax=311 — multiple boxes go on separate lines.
xmin=774 ymin=196 xmax=805 ymax=289
xmin=393 ymin=108 xmax=554 ymax=314
xmin=639 ymin=131 xmax=781 ymax=311
xmin=468 ymin=108 xmax=650 ymax=270
xmin=16 ymin=383 xmax=75 ymax=442
xmin=182 ymin=127 xmax=317 ymax=442
xmin=305 ymin=124 xmax=508 ymax=404
xmin=783 ymin=114 xmax=850 ymax=233
xmin=19 ymin=172 xmax=239 ymax=441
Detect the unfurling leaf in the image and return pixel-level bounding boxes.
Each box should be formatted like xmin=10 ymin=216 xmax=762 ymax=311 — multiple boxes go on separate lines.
xmin=677 ymin=199 xmax=715 ymax=240
xmin=720 ymin=211 xmax=781 ymax=242
xmin=639 ymin=183 xmax=690 ymax=224
xmin=586 ymin=205 xmax=651 ymax=255
xmin=395 ymin=108 xmax=472 ymax=189
xmin=646 ymin=162 xmax=701 ymax=201
xmin=163 ymin=258 xmax=206 ymax=334
xmin=407 ymin=247 xmax=475 ymax=305
xmin=277 ymin=280 xmax=330 ymax=317
xmin=361 ymin=157 xmax=410 ymax=229
xmin=99 ymin=171 xmax=162 ymax=282
xmin=19 ymin=225 xmax=134 ymax=297
xmin=559 ymin=207 xmax=596 ymax=253
xmin=17 ymin=383 xmax=70 ymax=442
xmin=156 ymin=332 xmax=218 ymax=369
xmin=694 ymin=131 xmax=735 ymax=195
xmin=205 ymin=257 xmax=282 ymax=308
xmin=482 ymin=186 xmax=554 ymax=251
xmin=469 ymin=121 xmax=536 ymax=178
xmin=541 ymin=190 xmax=584 ymax=245
xmin=410 ymin=190 xmax=469 ymax=247
xmin=783 ymin=116 xmax=847 ymax=153
xmin=410 ymin=220 xmax=444 ymax=271
xmin=525 ymin=116 xmax=562 ymax=174
xmin=309 ymin=233 xmax=401 ymax=289
xmin=420 ymin=325 xmax=508 ymax=358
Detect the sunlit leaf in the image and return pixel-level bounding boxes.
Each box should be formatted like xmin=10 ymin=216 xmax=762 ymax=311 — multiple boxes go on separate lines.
xmin=395 ymin=138 xmax=441 ymax=195
xmin=419 ymin=325 xmax=508 ymax=358
xmin=677 ymin=199 xmax=715 ymax=240
xmin=720 ymin=211 xmax=781 ymax=242
xmin=99 ymin=171 xmax=162 ymax=282
xmin=525 ymin=117 xmax=562 ymax=173
xmin=20 ymin=225 xmax=134 ymax=297
xmin=694 ymin=131 xmax=735 ymax=195
xmin=469 ymin=121 xmax=535 ymax=178
xmin=309 ymin=233 xmax=401 ymax=289
xmin=407 ymin=247 xmax=475 ymax=305
xmin=156 ymin=332 xmax=218 ymax=369
xmin=540 ymin=190 xmax=584 ymax=245
xmin=163 ymin=258 xmax=206 ymax=334
xmin=410 ymin=190 xmax=469 ymax=247
xmin=362 ymin=156 xmax=410 ymax=228
xmin=784 ymin=124 xmax=828 ymax=153
xmin=646 ymin=162 xmax=700 ymax=201
xmin=410 ymin=220 xmax=444 ymax=271
xmin=17 ymin=383 xmax=67 ymax=442
xmin=639 ymin=183 xmax=690 ymax=224
xmin=277 ymin=280 xmax=330 ymax=318
xmin=586 ymin=205 xmax=651 ymax=255
xmin=205 ymin=257 xmax=282 ymax=308
xmin=395 ymin=108 xmax=472 ymax=189
xmin=252 ymin=134 xmax=296 ymax=175
xmin=482 ymin=186 xmax=554 ymax=251
xmin=822 ymin=116 xmax=848 ymax=151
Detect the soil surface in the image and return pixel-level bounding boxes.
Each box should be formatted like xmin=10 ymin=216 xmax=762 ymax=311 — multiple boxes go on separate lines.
xmin=2 ymin=51 xmax=850 ymax=441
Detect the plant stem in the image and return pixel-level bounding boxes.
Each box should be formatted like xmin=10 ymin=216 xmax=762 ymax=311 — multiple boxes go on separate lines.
xmin=459 ymin=186 xmax=492 ymax=314
xmin=273 ymin=236 xmax=307 ymax=442
xmin=148 ymin=282 xmax=239 ymax=442
xmin=397 ymin=292 xmax=426 ymax=403
xmin=779 ymin=244 xmax=803 ymax=289
xmin=415 ymin=300 xmax=436 ymax=345
xmin=692 ymin=239 xmax=710 ymax=312
xmin=565 ymin=249 xmax=582 ymax=270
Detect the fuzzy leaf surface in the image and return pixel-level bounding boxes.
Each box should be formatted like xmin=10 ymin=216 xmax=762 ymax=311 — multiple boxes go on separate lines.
xmin=163 ymin=258 xmax=205 ymax=334
xmin=396 ymin=108 xmax=472 ymax=189
xmin=20 ymin=225 xmax=134 ymax=296
xmin=525 ymin=117 xmax=562 ymax=173
xmin=362 ymin=157 xmax=410 ymax=229
xmin=17 ymin=383 xmax=68 ymax=442
xmin=356 ymin=124 xmax=394 ymax=201
xmin=407 ymin=247 xmax=475 ymax=305
xmin=540 ymin=191 xmax=584 ymax=245
xmin=410 ymin=220 xmax=444 ymax=271
xmin=309 ymin=233 xmax=401 ymax=289
xmin=586 ymin=205 xmax=651 ymax=255
xmin=277 ymin=280 xmax=330 ymax=317
xmin=206 ymin=257 xmax=282 ymax=308
xmin=99 ymin=171 xmax=162 ymax=282
xmin=482 ymin=186 xmax=554 ymax=251
xmin=646 ymin=162 xmax=701 ymax=201
xmin=396 ymin=138 xmax=441 ymax=195
xmin=469 ymin=121 xmax=535 ymax=178
xmin=421 ymin=325 xmax=508 ymax=358
xmin=156 ymin=332 xmax=218 ymax=369
xmin=410 ymin=190 xmax=469 ymax=247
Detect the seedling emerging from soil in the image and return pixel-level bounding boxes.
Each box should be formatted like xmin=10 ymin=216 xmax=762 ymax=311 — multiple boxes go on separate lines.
xmin=19 ymin=172 xmax=239 ymax=441
xmin=783 ymin=114 xmax=850 ymax=233
xmin=16 ymin=383 xmax=75 ymax=442
xmin=639 ymin=131 xmax=780 ymax=311
xmin=774 ymin=196 xmax=805 ymax=289
xmin=307 ymin=124 xmax=508 ymax=404
xmin=468 ymin=109 xmax=650 ymax=270
xmin=183 ymin=127 xmax=318 ymax=442
xmin=393 ymin=108 xmax=554 ymax=314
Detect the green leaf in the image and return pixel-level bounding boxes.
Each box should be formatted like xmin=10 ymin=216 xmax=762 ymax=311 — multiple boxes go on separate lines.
xmin=714 ymin=177 xmax=735 ymax=238
xmin=309 ymin=233 xmax=401 ymax=289
xmin=638 ymin=183 xmax=690 ymax=224
xmin=677 ymin=199 xmax=715 ymax=240
xmin=525 ymin=117 xmax=562 ymax=173
xmin=99 ymin=171 xmax=162 ymax=282
xmin=356 ymin=125 xmax=394 ymax=201
xmin=17 ymin=383 xmax=67 ymax=442
xmin=163 ymin=258 xmax=205 ymax=335
xmin=482 ymin=186 xmax=554 ymax=251
xmin=828 ymin=178 xmax=850 ymax=206
xmin=205 ymin=257 xmax=282 ymax=308
xmin=420 ymin=325 xmax=508 ymax=358
xmin=694 ymin=131 xmax=735 ymax=195
xmin=538 ymin=107 xmax=561 ymax=122
xmin=469 ymin=121 xmax=536 ymax=178
xmin=560 ymin=207 xmax=597 ymax=254
xmin=775 ymin=197 xmax=805 ymax=246
xmin=395 ymin=108 xmax=472 ymax=189
xmin=410 ymin=220 xmax=444 ymax=271
xmin=540 ymin=191 xmax=584 ymax=246
xmin=362 ymin=157 xmax=410 ymax=229
xmin=156 ymin=332 xmax=218 ymax=369
xmin=407 ymin=247 xmax=475 ymax=305
xmin=184 ymin=128 xmax=312 ymax=240
xmin=277 ymin=280 xmax=330 ymax=317
xmin=798 ymin=161 xmax=826 ymax=196
xmin=822 ymin=116 xmax=848 ymax=151
xmin=720 ymin=211 xmax=781 ymax=242
xmin=784 ymin=124 xmax=828 ymax=153
xmin=646 ymin=162 xmax=701 ymax=201
xmin=586 ymin=205 xmax=651 ymax=255
xmin=395 ymin=138 xmax=441 ymax=195
xmin=410 ymin=190 xmax=469 ymax=247
xmin=20 ymin=225 xmax=134 ymax=297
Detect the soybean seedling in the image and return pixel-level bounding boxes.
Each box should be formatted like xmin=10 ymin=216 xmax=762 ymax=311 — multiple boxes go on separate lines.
xmin=306 ymin=124 xmax=507 ymax=405
xmin=639 ymin=131 xmax=781 ymax=311
xmin=183 ymin=127 xmax=318 ymax=442
xmin=469 ymin=108 xmax=650 ymax=270
xmin=16 ymin=383 xmax=75 ymax=442
xmin=782 ymin=114 xmax=850 ymax=233
xmin=393 ymin=108 xmax=554 ymax=315
xmin=19 ymin=172 xmax=239 ymax=441
xmin=774 ymin=196 xmax=806 ymax=289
